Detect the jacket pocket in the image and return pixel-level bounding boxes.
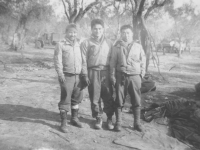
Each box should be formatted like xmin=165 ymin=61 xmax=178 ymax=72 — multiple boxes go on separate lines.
xmin=62 ymin=50 xmax=70 ymax=59
xmin=130 ymin=54 xmax=140 ymax=63
xmin=89 ymin=45 xmax=100 ymax=56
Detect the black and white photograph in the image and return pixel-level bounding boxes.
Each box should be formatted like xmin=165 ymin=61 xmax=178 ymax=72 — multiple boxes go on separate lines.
xmin=0 ymin=0 xmax=200 ymax=150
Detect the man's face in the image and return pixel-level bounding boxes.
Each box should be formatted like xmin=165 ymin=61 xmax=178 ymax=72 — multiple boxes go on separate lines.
xmin=91 ymin=24 xmax=104 ymax=39
xmin=121 ymin=28 xmax=133 ymax=43
xmin=66 ymin=30 xmax=77 ymax=41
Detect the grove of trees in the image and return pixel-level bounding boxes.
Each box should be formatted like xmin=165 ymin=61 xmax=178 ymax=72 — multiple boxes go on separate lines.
xmin=1 ymin=0 xmax=200 ymax=69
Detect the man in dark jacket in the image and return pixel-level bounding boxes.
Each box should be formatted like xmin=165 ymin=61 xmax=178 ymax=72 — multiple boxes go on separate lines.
xmin=54 ymin=24 xmax=84 ymax=133
xmin=81 ymin=19 xmax=115 ymax=130
xmin=110 ymin=25 xmax=146 ymax=132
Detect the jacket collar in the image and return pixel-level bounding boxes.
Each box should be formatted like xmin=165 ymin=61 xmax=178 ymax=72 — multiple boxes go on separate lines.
xmin=64 ymin=38 xmax=79 ymax=46
xmin=114 ymin=39 xmax=134 ymax=48
xmin=90 ymin=35 xmax=105 ymax=45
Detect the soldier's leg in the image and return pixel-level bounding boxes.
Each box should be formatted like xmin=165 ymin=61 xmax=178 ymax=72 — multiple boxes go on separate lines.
xmin=71 ymin=75 xmax=84 ymax=128
xmin=58 ymin=74 xmax=75 ymax=133
xmin=114 ymin=72 xmax=127 ymax=131
xmin=128 ymin=75 xmax=143 ymax=132
xmin=88 ymin=69 xmax=102 ymax=129
xmin=100 ymin=70 xmax=115 ymax=130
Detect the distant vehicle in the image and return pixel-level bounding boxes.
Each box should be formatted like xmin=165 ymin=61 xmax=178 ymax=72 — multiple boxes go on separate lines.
xmin=35 ymin=33 xmax=64 ymax=49
xmin=156 ymin=39 xmax=187 ymax=55
xmin=156 ymin=39 xmax=172 ymax=55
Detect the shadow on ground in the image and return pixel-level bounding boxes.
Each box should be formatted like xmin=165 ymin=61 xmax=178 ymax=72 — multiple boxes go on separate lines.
xmin=0 ymin=104 xmax=94 ymax=131
xmin=0 ymin=104 xmax=59 ymax=129
xmin=0 ymin=77 xmax=57 ymax=84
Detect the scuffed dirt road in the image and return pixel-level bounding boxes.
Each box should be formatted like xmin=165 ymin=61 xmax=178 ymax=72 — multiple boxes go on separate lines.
xmin=0 ymin=45 xmax=199 ymax=150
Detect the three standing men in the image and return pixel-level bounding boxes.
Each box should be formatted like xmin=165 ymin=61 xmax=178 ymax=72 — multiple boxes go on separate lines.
xmin=54 ymin=20 xmax=146 ymax=133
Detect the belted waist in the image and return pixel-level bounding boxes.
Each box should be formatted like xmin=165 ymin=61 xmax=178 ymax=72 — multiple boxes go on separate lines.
xmin=117 ymin=71 xmax=138 ymax=76
xmin=64 ymin=72 xmax=80 ymax=76
xmin=88 ymin=65 xmax=109 ymax=71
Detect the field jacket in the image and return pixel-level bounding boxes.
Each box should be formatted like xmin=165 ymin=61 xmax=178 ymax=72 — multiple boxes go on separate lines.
xmin=110 ymin=40 xmax=146 ymax=77
xmin=81 ymin=35 xmax=113 ymax=75
xmin=54 ymin=38 xmax=82 ymax=76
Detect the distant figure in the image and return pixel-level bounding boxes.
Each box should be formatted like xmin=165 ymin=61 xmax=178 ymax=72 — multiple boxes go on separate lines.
xmin=180 ymin=41 xmax=186 ymax=53
xmin=170 ymin=41 xmax=174 ymax=49
xmin=185 ymin=40 xmax=192 ymax=53
xmin=12 ymin=33 xmax=19 ymax=51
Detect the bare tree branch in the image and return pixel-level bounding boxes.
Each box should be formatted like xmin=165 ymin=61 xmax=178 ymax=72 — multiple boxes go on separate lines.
xmin=61 ymin=0 xmax=69 ymax=21
xmin=133 ymin=0 xmax=138 ymax=9
xmin=65 ymin=0 xmax=72 ymax=15
xmin=75 ymin=1 xmax=100 ymax=23
xmin=113 ymin=0 xmax=120 ymax=15
xmin=138 ymin=0 xmax=146 ymax=16
xmin=121 ymin=0 xmax=128 ymax=16
xmin=81 ymin=0 xmax=84 ymax=9
xmin=144 ymin=0 xmax=168 ymax=19
xmin=102 ymin=2 xmax=113 ymax=11
xmin=130 ymin=0 xmax=136 ymax=13
xmin=134 ymin=0 xmax=140 ymax=14
xmin=82 ymin=1 xmax=100 ymax=16
xmin=70 ymin=0 xmax=78 ymax=22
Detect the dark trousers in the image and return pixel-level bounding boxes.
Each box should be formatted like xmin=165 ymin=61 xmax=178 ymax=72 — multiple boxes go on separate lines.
xmin=58 ymin=73 xmax=83 ymax=112
xmin=115 ymin=72 xmax=141 ymax=108
xmin=88 ymin=69 xmax=114 ymax=118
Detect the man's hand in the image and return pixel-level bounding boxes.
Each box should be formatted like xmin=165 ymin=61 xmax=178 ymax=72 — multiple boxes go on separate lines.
xmin=110 ymin=75 xmax=116 ymax=86
xmin=81 ymin=75 xmax=90 ymax=87
xmin=59 ymin=75 xmax=66 ymax=83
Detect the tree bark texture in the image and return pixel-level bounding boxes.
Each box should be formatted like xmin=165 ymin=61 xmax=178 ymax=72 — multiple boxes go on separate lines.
xmin=130 ymin=0 xmax=169 ymax=72
xmin=11 ymin=15 xmax=27 ymax=51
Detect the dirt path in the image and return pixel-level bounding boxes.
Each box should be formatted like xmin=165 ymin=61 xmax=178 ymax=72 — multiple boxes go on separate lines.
xmin=0 ymin=45 xmax=199 ymax=150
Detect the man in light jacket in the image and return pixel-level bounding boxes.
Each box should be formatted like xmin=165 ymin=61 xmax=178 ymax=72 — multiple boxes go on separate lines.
xmin=110 ymin=25 xmax=146 ymax=132
xmin=81 ymin=19 xmax=115 ymax=130
xmin=54 ymin=24 xmax=84 ymax=133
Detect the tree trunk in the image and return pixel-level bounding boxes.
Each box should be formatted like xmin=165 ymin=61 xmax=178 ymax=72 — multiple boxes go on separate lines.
xmin=132 ymin=14 xmax=150 ymax=72
xmin=11 ymin=28 xmax=25 ymax=51
xmin=11 ymin=16 xmax=27 ymax=51
xmin=132 ymin=15 xmax=140 ymax=41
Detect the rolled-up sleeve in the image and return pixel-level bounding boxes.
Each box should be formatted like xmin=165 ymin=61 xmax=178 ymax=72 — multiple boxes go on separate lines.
xmin=140 ymin=46 xmax=146 ymax=78
xmin=54 ymin=43 xmax=64 ymax=77
xmin=80 ymin=40 xmax=88 ymax=75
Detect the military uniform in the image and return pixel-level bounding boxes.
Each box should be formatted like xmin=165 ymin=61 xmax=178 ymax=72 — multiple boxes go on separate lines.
xmin=54 ymin=38 xmax=84 ymax=132
xmin=110 ymin=40 xmax=146 ymax=131
xmin=81 ymin=35 xmax=115 ymax=128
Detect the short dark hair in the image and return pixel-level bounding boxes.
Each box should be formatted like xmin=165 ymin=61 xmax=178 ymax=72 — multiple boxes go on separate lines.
xmin=65 ymin=23 xmax=77 ymax=33
xmin=91 ymin=19 xmax=104 ymax=29
xmin=120 ymin=25 xmax=133 ymax=33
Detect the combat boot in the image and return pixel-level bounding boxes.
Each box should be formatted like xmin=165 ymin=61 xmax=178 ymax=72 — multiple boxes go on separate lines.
xmin=114 ymin=107 xmax=122 ymax=132
xmin=133 ymin=107 xmax=144 ymax=132
xmin=94 ymin=117 xmax=103 ymax=130
xmin=71 ymin=109 xmax=83 ymax=128
xmin=107 ymin=116 xmax=114 ymax=130
xmin=60 ymin=110 xmax=68 ymax=133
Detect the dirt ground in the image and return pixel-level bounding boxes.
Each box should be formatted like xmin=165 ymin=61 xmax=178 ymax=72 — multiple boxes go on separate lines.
xmin=0 ymin=44 xmax=199 ymax=150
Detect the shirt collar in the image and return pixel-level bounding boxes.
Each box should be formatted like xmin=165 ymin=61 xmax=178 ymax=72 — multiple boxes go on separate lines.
xmin=115 ymin=39 xmax=134 ymax=48
xmin=64 ymin=38 xmax=79 ymax=46
xmin=90 ymin=34 xmax=105 ymax=44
